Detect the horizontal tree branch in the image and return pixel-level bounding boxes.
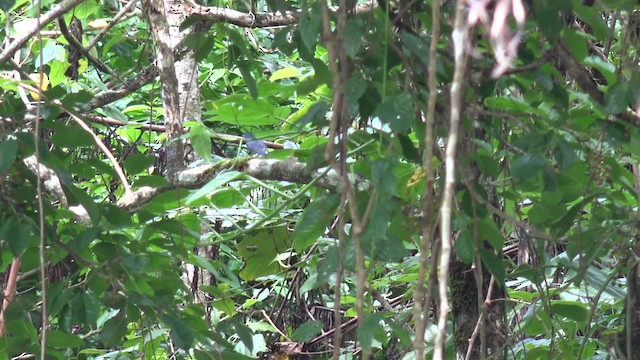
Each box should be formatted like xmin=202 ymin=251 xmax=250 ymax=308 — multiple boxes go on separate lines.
xmin=117 ymin=157 xmax=370 ymax=211
xmin=180 ymin=1 xmax=374 ymax=28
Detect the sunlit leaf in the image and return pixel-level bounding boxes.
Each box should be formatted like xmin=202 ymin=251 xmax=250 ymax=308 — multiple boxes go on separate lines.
xmin=189 ymin=123 xmax=212 ymax=162
xmin=269 ymin=67 xmax=301 ymax=81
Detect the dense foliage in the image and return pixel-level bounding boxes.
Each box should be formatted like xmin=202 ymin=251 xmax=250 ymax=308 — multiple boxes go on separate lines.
xmin=2 ymin=0 xmax=640 ymax=359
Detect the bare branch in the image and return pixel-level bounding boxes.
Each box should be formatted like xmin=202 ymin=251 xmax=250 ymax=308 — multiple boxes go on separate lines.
xmin=117 ymin=157 xmax=370 ymax=211
xmin=180 ymin=1 xmax=373 ymax=28
xmin=88 ymin=65 xmax=159 ymax=110
xmin=57 ymin=17 xmax=120 ymax=78
xmin=434 ymin=0 xmax=470 ymax=357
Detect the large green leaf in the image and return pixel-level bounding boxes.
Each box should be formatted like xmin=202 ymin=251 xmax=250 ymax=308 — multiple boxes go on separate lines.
xmin=376 ymin=93 xmax=414 ymax=133
xmin=550 ymin=300 xmax=589 ymax=324
xmin=293 ymin=193 xmax=339 ymax=252
xmin=291 ymin=321 xmax=324 ymax=342
xmin=237 ymin=226 xmax=291 ymax=280
xmin=0 ymin=139 xmax=18 ymax=172
xmin=100 ymin=314 xmax=127 ymax=348
xmin=189 ymin=122 xmax=212 ymax=162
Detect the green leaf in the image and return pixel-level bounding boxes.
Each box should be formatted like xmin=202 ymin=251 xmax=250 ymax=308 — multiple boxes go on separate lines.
xmin=550 ymin=300 xmax=589 ymax=323
xmin=477 ymin=218 xmax=504 ymax=249
xmin=550 ymin=202 xmax=583 ymax=237
xmin=537 ymin=8 xmax=563 ymax=41
xmin=511 ymin=154 xmax=547 ymax=180
xmin=583 ymin=56 xmax=616 ymax=85
xmin=376 ymin=93 xmax=413 ymax=133
xmin=304 ymin=142 xmax=329 ymax=172
xmin=346 ymin=78 xmax=367 ymax=116
xmin=292 ymin=101 xmax=329 ymax=129
xmin=298 ymin=2 xmax=322 ymax=51
xmin=3 ymin=219 xmax=33 ymax=256
xmin=485 ymin=96 xmax=537 ymax=114
xmin=573 ymin=4 xmax=612 ymax=40
xmin=35 ymin=42 xmax=66 ymax=68
xmin=212 ymin=298 xmax=237 ymax=317
xmin=291 ymin=321 xmax=324 ymax=342
xmin=123 ymin=153 xmax=154 ymax=175
xmin=83 ymin=291 xmax=101 ymax=325
xmin=185 ymin=171 xmax=243 ymax=204
xmin=68 ymin=0 xmax=99 ymax=19
xmin=455 ymin=229 xmax=474 ymax=264
xmin=562 ymin=29 xmax=588 ymax=61
xmin=0 ymin=139 xmax=18 ymax=172
xmin=233 ymin=322 xmax=254 ymax=351
xmin=189 ymin=123 xmax=212 ymax=162
xmin=357 ymin=312 xmax=385 ymax=351
xmin=48 ymin=60 xmax=69 ymax=87
xmin=100 ymin=314 xmax=127 ymax=348
xmin=180 ymin=14 xmax=208 ymax=30
xmin=0 ymin=0 xmax=16 ymax=12
xmin=237 ymin=62 xmax=258 ymax=100
xmin=269 ymin=67 xmax=301 ymax=81
xmin=344 ymin=19 xmax=364 ymax=58
xmin=362 ymin=200 xmax=406 ymax=261
xmin=397 ymin=134 xmax=420 ymax=163
xmin=71 ymin=226 xmax=99 ymax=253
xmin=480 ymin=249 xmax=505 ymax=283
xmin=238 ymin=226 xmax=291 ymax=280
xmin=603 ymin=82 xmax=628 ymax=114
xmin=553 ymin=140 xmax=577 ymax=170
xmin=400 ymin=32 xmax=430 ymax=62
xmin=294 ymin=194 xmax=340 ymax=252
xmin=371 ymin=157 xmax=398 ymax=196
xmin=46 ymin=330 xmax=84 ymax=348
xmin=50 ymin=124 xmax=94 ymax=148
xmin=227 ymin=28 xmax=252 ymax=59
xmin=162 ymin=315 xmax=195 ymax=349
xmin=208 ymin=96 xmax=285 ymax=126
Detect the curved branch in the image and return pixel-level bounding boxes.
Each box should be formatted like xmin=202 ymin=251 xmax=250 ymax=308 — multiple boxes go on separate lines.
xmin=88 ymin=65 xmax=159 ymax=110
xmin=0 ymin=0 xmax=86 ymax=62
xmin=57 ymin=17 xmax=120 ymax=78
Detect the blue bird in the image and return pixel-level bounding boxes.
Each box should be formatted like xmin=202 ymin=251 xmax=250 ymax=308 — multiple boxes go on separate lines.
xmin=243 ymin=132 xmax=269 ymax=156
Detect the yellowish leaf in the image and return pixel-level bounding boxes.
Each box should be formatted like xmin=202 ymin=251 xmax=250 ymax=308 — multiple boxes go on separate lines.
xmin=87 ymin=19 xmax=109 ymax=29
xmin=269 ymin=67 xmax=301 ymax=81
xmin=28 ymin=73 xmax=49 ymax=100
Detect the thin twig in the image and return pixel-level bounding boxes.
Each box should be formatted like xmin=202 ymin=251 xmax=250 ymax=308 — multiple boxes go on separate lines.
xmin=261 ymin=310 xmax=290 ymax=341
xmin=465 ymin=277 xmax=496 ymax=360
xmin=412 ymin=0 xmax=441 ymax=357
xmin=86 ymin=0 xmax=140 ymax=51
xmin=433 ymin=0 xmax=469 ymax=357
xmin=57 ymin=17 xmax=120 ymax=78
xmin=34 ymin=3 xmax=48 ymax=357
xmin=53 ymin=100 xmax=131 ymax=190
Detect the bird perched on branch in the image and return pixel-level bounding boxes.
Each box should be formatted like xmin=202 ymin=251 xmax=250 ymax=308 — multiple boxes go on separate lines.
xmin=243 ymin=132 xmax=269 ymax=156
